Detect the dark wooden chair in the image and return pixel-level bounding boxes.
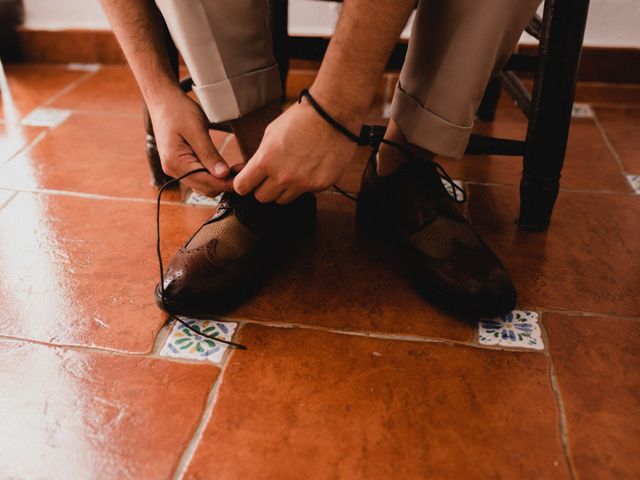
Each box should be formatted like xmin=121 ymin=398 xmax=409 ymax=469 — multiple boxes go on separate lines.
xmin=144 ymin=0 xmax=590 ymax=231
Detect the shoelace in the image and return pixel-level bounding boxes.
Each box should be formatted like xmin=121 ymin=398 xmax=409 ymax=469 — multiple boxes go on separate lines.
xmin=154 ymin=90 xmax=466 ymax=350
xmin=156 ymin=169 xmax=247 ymax=350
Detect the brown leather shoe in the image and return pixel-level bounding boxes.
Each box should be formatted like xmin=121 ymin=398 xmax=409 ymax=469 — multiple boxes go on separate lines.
xmin=356 ymin=153 xmax=516 ymax=318
xmin=156 ymin=191 xmax=316 ymax=316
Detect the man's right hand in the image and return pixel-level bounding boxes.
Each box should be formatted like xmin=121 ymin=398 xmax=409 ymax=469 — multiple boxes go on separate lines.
xmin=149 ymin=90 xmax=235 ymax=197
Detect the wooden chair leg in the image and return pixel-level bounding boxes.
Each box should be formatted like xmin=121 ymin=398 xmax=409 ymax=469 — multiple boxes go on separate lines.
xmin=518 ymin=0 xmax=590 ymax=231
xmin=476 ymin=76 xmax=502 ymax=122
xmin=271 ymin=0 xmax=290 ymax=99
xmin=144 ymin=106 xmax=171 ymax=187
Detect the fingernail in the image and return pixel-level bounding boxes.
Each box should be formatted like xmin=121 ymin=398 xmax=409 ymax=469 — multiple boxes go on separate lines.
xmin=213 ymin=162 xmax=228 ymax=177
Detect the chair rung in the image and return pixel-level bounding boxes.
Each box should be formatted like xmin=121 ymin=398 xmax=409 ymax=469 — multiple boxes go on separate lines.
xmin=525 ymin=14 xmax=543 ymax=40
xmin=499 ymin=71 xmax=532 ymax=118
xmin=504 ymin=54 xmax=538 ymax=72
xmin=465 ymin=135 xmax=525 ymax=156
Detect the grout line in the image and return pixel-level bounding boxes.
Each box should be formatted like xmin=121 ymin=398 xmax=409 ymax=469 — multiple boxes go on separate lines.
xmin=592 ymin=112 xmax=630 ymax=180
xmin=39 ymin=69 xmax=100 ymax=109
xmin=588 ymin=103 xmax=640 ymax=110
xmin=538 ymin=314 xmax=576 ymax=478
xmin=171 ymin=327 xmax=241 ymax=480
xmin=228 ymin=317 xmax=546 ymax=353
xmin=464 ymin=179 xmax=638 ymax=196
xmin=0 ymin=190 xmax=18 ymax=212
xmin=151 ymin=322 xmax=175 ymax=355
xmin=546 ymin=354 xmax=577 ymax=479
xmin=0 ymin=186 xmax=206 ymax=207
xmin=53 ymin=109 xmax=143 ymax=119
xmin=0 ymin=129 xmax=49 ymax=168
xmin=0 ymin=329 xmax=240 ymax=366
xmin=0 ymin=332 xmax=152 ymax=357
xmin=520 ymin=305 xmax=640 ymax=322
xmin=0 ymin=136 xmax=235 ymax=207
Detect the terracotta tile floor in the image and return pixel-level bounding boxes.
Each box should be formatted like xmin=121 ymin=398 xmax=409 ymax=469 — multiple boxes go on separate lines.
xmin=0 ymin=63 xmax=638 ymax=479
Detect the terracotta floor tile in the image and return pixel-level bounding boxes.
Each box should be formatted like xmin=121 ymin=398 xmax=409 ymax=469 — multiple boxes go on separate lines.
xmin=544 ymin=313 xmax=640 ymax=479
xmin=0 ymin=339 xmax=218 ymax=479
xmin=0 ymin=114 xmax=226 ymax=200
xmin=439 ymin=114 xmax=630 ymax=193
xmin=186 ymin=324 xmax=568 ymax=479
xmin=0 ymin=64 xmax=87 ymax=122
xmin=0 ymin=192 xmax=211 ymax=353
xmin=50 ymin=66 xmax=143 ymax=116
xmin=467 ymin=184 xmax=640 ymax=316
xmin=595 ymin=107 xmax=640 ymax=173
xmin=574 ymin=82 xmax=640 ymax=107
xmin=231 ymin=193 xmax=475 ymax=342
xmin=0 ymin=123 xmax=44 ymax=165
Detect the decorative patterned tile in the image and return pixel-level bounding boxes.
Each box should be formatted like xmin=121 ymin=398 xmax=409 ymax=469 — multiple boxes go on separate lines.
xmin=161 ymin=319 xmax=237 ymax=364
xmin=21 ymin=107 xmax=71 ymax=128
xmin=185 ymin=190 xmax=222 ymax=207
xmin=571 ymin=103 xmax=595 ymax=118
xmin=627 ymin=175 xmax=640 ymax=194
xmin=66 ymin=63 xmax=102 ymax=72
xmin=478 ymin=310 xmax=544 ymax=350
xmin=442 ymin=179 xmax=464 ymax=198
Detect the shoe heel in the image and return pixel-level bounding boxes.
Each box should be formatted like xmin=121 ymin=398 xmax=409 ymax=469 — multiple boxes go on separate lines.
xmin=292 ymin=193 xmax=317 ymax=236
xmin=355 ymin=192 xmax=378 ymax=239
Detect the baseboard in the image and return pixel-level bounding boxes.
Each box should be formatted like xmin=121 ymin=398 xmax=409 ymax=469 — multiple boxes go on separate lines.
xmin=517 ymin=44 xmax=640 ymax=84
xmin=14 ymin=28 xmax=640 ymax=84
xmin=16 ymin=28 xmax=125 ymax=64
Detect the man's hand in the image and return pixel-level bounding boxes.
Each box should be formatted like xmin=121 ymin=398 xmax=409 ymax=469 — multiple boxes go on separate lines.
xmin=149 ymin=91 xmax=236 ymax=196
xmin=233 ymin=99 xmax=358 ymax=204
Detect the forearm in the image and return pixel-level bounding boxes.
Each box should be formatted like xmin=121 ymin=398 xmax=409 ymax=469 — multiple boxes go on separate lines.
xmin=100 ymin=0 xmax=181 ymax=107
xmin=310 ymin=0 xmax=415 ymax=129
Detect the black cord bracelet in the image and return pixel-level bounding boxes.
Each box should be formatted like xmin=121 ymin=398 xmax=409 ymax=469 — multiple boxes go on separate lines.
xmin=298 ymin=89 xmax=362 ymax=143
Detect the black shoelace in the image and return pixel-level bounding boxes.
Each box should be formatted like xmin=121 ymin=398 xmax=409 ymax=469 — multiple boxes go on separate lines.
xmin=156 ymin=170 xmax=247 ymax=350
xmin=155 ymin=89 xmax=466 ymax=351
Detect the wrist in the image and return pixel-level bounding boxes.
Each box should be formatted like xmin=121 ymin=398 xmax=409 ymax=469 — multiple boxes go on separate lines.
xmin=308 ymin=83 xmax=366 ymax=134
xmin=141 ymin=78 xmax=184 ymax=112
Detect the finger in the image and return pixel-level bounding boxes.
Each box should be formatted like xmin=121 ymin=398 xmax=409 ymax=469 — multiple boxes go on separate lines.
xmin=275 ymin=189 xmax=302 ymax=205
xmin=184 ymin=129 xmax=229 ymax=179
xmin=230 ymin=162 xmax=247 ymax=175
xmin=254 ymin=179 xmax=286 ymax=204
xmin=233 ymin=161 xmax=268 ymax=196
xmin=184 ymin=172 xmax=233 ymax=196
xmin=176 ymin=156 xmax=234 ymax=195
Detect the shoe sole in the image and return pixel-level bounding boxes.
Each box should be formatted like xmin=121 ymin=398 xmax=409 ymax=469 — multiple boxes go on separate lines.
xmin=155 ymin=204 xmax=318 ymax=318
xmin=356 ymin=198 xmax=515 ymax=319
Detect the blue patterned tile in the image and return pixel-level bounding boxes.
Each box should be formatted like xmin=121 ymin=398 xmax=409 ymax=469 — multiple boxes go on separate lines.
xmin=160 ymin=319 xmax=237 ymax=364
xmin=184 ymin=190 xmax=221 ymax=207
xmin=478 ymin=310 xmax=543 ymax=350
xmin=627 ymin=175 xmax=640 ymax=194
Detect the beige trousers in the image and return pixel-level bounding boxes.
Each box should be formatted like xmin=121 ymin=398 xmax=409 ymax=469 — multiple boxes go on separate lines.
xmin=155 ymin=0 xmax=541 ymax=158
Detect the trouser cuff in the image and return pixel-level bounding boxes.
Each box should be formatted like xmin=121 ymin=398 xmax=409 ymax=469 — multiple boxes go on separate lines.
xmin=390 ymin=83 xmax=472 ymax=159
xmin=193 ymin=63 xmax=282 ymax=123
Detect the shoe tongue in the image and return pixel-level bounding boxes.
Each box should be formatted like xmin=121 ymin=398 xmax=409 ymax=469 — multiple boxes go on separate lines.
xmin=389 ymin=160 xmax=462 ymax=231
xmin=205 ymin=192 xmax=280 ymax=233
xmin=393 ymin=159 xmax=448 ymax=195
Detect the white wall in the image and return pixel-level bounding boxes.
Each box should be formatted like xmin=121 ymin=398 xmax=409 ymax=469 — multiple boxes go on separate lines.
xmin=21 ymin=0 xmax=640 ymax=48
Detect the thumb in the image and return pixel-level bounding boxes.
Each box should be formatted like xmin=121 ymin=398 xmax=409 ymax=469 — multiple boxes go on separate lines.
xmin=185 ymin=128 xmax=230 ymax=179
